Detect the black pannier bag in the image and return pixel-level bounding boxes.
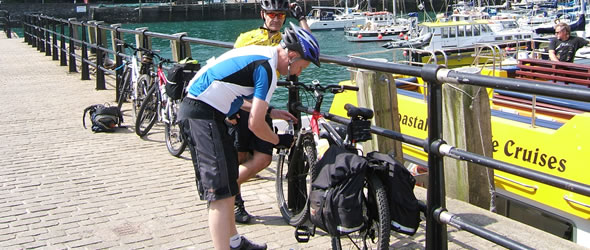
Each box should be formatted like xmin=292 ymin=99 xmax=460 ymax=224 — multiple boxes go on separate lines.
xmin=166 ymin=59 xmax=200 ymax=100
xmin=82 ymin=104 xmax=123 ymax=133
xmin=366 ymin=151 xmax=421 ymax=235
xmin=309 ymin=145 xmax=368 ymax=236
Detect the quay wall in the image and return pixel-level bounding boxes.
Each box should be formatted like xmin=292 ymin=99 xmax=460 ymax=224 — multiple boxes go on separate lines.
xmin=1 ymin=0 xmax=446 ymax=25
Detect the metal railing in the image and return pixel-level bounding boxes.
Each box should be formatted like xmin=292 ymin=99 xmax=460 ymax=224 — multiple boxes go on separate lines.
xmin=0 ymin=10 xmax=11 ymax=38
xmin=23 ymin=13 xmax=590 ymax=250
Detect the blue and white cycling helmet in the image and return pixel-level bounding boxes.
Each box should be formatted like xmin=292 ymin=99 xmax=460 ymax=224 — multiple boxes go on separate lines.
xmin=281 ymin=22 xmax=321 ymax=67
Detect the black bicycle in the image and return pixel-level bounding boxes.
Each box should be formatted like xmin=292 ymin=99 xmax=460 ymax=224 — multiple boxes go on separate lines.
xmin=114 ymin=39 xmax=157 ymax=119
xmin=275 ymin=80 xmax=390 ymax=249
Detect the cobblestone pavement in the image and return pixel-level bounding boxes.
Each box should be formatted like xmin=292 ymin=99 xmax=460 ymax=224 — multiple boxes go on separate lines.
xmin=0 ymin=33 xmax=584 ymax=250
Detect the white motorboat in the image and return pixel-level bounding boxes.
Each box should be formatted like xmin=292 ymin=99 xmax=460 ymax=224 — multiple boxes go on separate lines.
xmin=344 ymin=12 xmax=417 ymax=42
xmin=306 ymin=6 xmax=366 ymax=30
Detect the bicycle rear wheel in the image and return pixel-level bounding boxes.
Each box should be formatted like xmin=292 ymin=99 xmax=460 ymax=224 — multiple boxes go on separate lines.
xmin=117 ymin=67 xmax=132 ymax=110
xmin=135 ymin=84 xmax=159 ymax=137
xmin=165 ymin=99 xmax=187 ymax=156
xmin=134 ymin=74 xmax=152 ymax=118
xmin=276 ymin=132 xmax=318 ymax=226
xmin=343 ymin=173 xmax=390 ymax=250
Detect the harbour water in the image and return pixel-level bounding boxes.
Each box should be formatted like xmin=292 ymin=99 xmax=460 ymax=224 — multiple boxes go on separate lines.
xmin=120 ymin=19 xmax=389 ymax=111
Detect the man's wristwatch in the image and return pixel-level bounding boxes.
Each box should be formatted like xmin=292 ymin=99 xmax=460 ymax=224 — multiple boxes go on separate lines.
xmin=267 ymin=106 xmax=274 ymax=115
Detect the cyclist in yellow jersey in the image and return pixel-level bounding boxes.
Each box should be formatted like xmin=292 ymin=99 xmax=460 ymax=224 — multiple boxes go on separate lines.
xmin=231 ymin=0 xmax=311 ymax=224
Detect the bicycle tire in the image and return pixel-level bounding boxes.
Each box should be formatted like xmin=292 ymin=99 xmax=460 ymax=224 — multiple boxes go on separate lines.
xmin=344 ymin=173 xmax=390 ymax=250
xmin=165 ymin=99 xmax=187 ymax=157
xmin=134 ymin=74 xmax=152 ymax=118
xmin=117 ymin=67 xmax=132 ymax=110
xmin=275 ymin=133 xmax=318 ymax=226
xmin=135 ymin=84 xmax=159 ymax=137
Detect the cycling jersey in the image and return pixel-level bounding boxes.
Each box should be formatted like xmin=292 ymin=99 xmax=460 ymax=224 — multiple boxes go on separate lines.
xmin=234 ymin=27 xmax=282 ymax=48
xmin=186 ymin=45 xmax=278 ymax=116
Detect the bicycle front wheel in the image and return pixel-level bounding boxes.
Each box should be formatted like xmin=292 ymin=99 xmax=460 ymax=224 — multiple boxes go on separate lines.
xmin=134 ymin=74 xmax=152 ymax=117
xmin=117 ymin=67 xmax=132 ymax=110
xmin=135 ymin=84 xmax=159 ymax=137
xmin=344 ymin=173 xmax=390 ymax=250
xmin=275 ymin=133 xmax=318 ymax=226
xmin=165 ymin=99 xmax=187 ymax=157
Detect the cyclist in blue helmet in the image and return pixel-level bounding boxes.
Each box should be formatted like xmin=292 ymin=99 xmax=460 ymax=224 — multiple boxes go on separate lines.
xmin=179 ymin=23 xmax=319 ymax=250
xmin=281 ymin=22 xmax=321 ymax=67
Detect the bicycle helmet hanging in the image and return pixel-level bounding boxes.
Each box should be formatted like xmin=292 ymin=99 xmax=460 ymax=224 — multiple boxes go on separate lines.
xmin=281 ymin=22 xmax=321 ymax=67
xmin=260 ymin=0 xmax=290 ymax=11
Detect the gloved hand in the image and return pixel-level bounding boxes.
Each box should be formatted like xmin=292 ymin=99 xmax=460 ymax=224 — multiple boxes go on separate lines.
xmin=290 ymin=3 xmax=305 ymax=21
xmin=275 ymin=134 xmax=294 ymax=149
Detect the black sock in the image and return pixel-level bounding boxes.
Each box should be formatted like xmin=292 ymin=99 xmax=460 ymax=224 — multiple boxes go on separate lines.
xmin=235 ymin=193 xmax=244 ymax=206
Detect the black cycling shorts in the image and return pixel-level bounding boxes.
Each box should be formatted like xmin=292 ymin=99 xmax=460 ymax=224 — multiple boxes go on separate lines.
xmin=231 ymin=109 xmax=274 ymax=156
xmin=178 ymin=98 xmax=239 ymax=201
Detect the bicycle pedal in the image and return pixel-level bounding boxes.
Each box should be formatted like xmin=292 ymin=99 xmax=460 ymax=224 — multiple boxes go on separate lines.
xmin=294 ymin=225 xmax=311 ymax=243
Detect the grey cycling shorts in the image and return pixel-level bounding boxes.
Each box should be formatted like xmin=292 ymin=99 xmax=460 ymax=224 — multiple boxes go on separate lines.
xmin=179 ymin=98 xmax=239 ymax=201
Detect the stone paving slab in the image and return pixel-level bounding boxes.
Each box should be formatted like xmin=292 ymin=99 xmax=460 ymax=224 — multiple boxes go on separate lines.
xmin=0 ymin=32 xmax=585 ymax=249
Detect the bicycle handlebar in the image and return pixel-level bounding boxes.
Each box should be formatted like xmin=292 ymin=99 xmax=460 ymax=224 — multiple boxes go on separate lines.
xmin=114 ymin=38 xmax=172 ymax=65
xmin=277 ymin=80 xmax=359 ymax=93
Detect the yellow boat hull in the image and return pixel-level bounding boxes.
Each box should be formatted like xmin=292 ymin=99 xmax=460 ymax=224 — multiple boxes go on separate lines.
xmin=330 ymin=69 xmax=590 ymax=242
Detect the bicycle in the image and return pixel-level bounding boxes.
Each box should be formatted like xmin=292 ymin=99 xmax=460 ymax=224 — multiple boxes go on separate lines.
xmin=275 ymin=80 xmax=390 ymax=249
xmin=114 ymin=39 xmax=157 ymax=119
xmin=134 ymin=54 xmax=191 ymax=156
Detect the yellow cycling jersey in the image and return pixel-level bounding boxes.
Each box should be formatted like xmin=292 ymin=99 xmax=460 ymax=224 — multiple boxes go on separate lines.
xmin=234 ymin=28 xmax=282 ymax=48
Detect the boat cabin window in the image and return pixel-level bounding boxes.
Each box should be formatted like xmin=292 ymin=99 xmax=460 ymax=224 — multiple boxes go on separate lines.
xmin=502 ymin=21 xmax=519 ymax=29
xmin=481 ymin=24 xmax=492 ymax=33
xmin=442 ymin=27 xmax=449 ymax=38
xmin=449 ymin=26 xmax=457 ymax=38
xmin=473 ymin=25 xmax=481 ymax=36
xmin=458 ymin=25 xmax=466 ymax=37
xmin=495 ymin=194 xmax=574 ymax=241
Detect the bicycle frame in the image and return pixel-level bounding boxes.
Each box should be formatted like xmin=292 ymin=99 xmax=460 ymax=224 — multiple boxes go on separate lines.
xmin=128 ymin=55 xmax=140 ymax=102
xmin=156 ymin=64 xmax=172 ymax=124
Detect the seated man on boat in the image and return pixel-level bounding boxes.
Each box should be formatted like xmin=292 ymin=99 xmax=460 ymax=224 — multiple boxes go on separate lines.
xmin=548 ymin=22 xmax=589 ymax=63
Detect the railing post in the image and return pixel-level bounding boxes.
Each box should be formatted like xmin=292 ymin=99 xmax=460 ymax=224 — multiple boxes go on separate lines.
xmin=170 ymin=32 xmax=192 ymax=62
xmin=45 ymin=17 xmax=51 ymax=56
xmin=111 ymin=24 xmax=123 ymax=102
xmin=87 ymin=20 xmax=97 ymax=54
xmin=5 ymin=12 xmax=11 ymax=39
xmin=421 ymin=64 xmax=448 ymax=250
xmin=36 ymin=16 xmax=42 ymax=50
xmin=134 ymin=27 xmax=151 ymax=61
xmin=68 ymin=18 xmax=77 ymax=73
xmin=286 ymin=75 xmax=305 ymax=212
xmin=60 ymin=21 xmax=67 ymax=66
xmin=95 ymin=22 xmax=106 ymax=90
xmin=52 ymin=20 xmax=59 ymax=61
xmin=81 ymin=21 xmax=90 ymax=80
xmin=24 ymin=15 xmax=30 ymax=44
